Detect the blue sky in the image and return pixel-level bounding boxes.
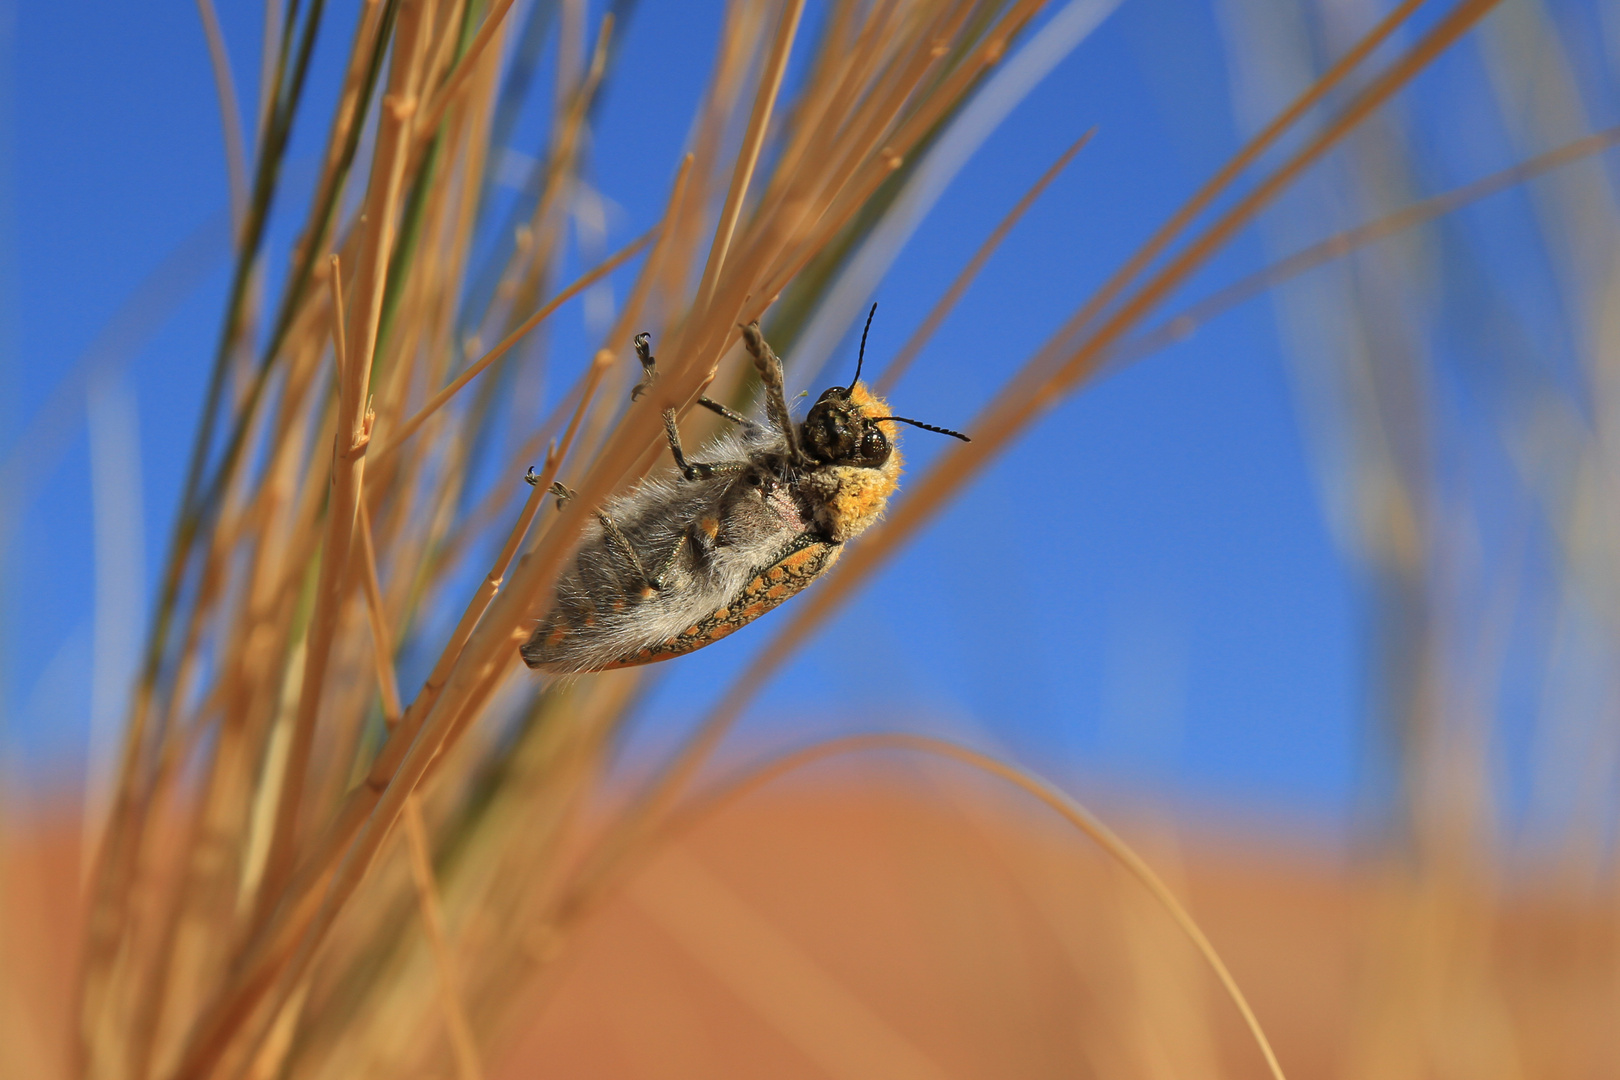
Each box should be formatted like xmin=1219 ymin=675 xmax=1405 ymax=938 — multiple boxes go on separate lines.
xmin=1 ymin=0 xmax=1383 ymax=822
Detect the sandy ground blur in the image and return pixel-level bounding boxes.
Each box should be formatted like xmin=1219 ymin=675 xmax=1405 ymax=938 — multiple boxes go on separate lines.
xmin=5 ymin=770 xmax=1614 ymax=1079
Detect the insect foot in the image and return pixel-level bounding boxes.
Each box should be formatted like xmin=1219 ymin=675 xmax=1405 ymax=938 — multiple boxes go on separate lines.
xmin=519 ymin=304 xmax=968 ymax=674
xmin=630 ymin=331 xmax=656 ymax=401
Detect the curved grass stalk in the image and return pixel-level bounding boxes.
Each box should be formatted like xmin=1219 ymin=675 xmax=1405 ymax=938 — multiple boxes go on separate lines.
xmin=623 ymin=732 xmax=1290 ymax=1080
xmin=193 ymin=0 xmax=251 ymax=238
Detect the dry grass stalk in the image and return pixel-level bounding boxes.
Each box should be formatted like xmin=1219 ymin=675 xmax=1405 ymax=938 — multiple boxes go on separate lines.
xmin=873 ymin=127 xmax=1094 ymax=397
xmin=255 ymin=0 xmax=431 ymax=928
xmin=645 ymin=732 xmax=1288 ymax=1079
xmin=1113 ymin=122 xmax=1620 ymax=370
xmin=192 ymin=0 xmax=250 ymax=234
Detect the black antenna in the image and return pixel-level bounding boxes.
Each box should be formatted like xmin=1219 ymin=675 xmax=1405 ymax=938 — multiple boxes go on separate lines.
xmin=873 ymin=415 xmax=971 ymax=442
xmin=848 ymin=302 xmax=878 ymax=389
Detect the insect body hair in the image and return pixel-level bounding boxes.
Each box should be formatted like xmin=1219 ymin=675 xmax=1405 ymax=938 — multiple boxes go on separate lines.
xmin=797 ymin=382 xmax=902 ymax=542
xmin=523 ymin=423 xmax=809 ymax=672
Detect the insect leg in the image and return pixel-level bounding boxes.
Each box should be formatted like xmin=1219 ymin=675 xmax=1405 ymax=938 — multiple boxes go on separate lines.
xmin=527 ymin=469 xmax=577 ymax=511
xmin=662 ymin=409 xmax=750 ymax=481
xmin=661 ymin=409 xmax=701 ymax=478
xmin=694 ymin=396 xmax=755 ymax=429
xmin=648 ymin=511 xmax=724 ymax=590
xmin=739 ymin=322 xmax=804 ymax=464
xmin=531 ymin=464 xmax=655 ymax=590
xmin=631 ymin=332 xmax=657 ymax=401
xmin=634 ymin=334 xmax=750 ymax=430
xmin=647 ymin=532 xmax=689 ymax=591
xmin=595 ymin=511 xmax=658 ymax=595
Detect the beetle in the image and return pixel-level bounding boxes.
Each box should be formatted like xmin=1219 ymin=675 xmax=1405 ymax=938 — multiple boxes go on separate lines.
xmin=520 ymin=306 xmax=967 ymax=673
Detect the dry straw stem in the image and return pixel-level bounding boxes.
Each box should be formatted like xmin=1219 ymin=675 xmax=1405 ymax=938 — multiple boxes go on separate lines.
xmin=1113 ymin=122 xmax=1620 ymax=370
xmin=77 ymin=9 xmax=394 ymax=1024
xmin=356 ymin=503 xmax=404 ymax=726
xmin=194 ymin=0 xmax=250 ymax=237
xmin=401 ymin=806 xmax=483 ymax=1080
xmin=555 ymin=0 xmax=1502 ymax=922
xmin=376 ymin=227 xmax=657 ymax=460
xmin=356 ymin=494 xmax=484 ymax=1080
xmin=693 ymin=0 xmax=807 ymax=317
xmin=754 ymin=0 xmax=1047 ymax=291
xmin=677 ymin=1 xmax=1018 ymax=364
xmin=480 ymin=12 xmax=614 ymax=344
xmin=280 ymin=0 xmax=395 ymax=345
xmin=428 ymin=154 xmax=693 ymax=575
xmin=903 ymin=0 xmax=1503 ymax=594
xmin=873 ymin=126 xmax=1095 ymax=397
xmin=1059 ymin=0 xmax=1429 ymax=347
xmin=257 ymin=0 xmax=432 ymax=924
xmin=74 ymin=0 xmax=346 ymax=1048
xmin=416 ymin=0 xmax=520 ymax=139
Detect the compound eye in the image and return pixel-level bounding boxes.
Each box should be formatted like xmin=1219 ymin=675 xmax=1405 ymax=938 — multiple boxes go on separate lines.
xmin=860 ymin=425 xmax=888 ymax=463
